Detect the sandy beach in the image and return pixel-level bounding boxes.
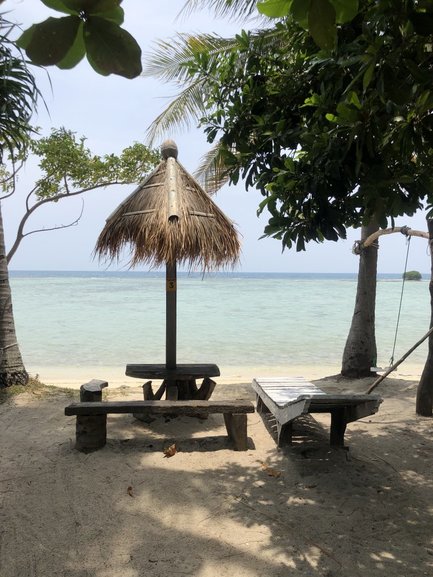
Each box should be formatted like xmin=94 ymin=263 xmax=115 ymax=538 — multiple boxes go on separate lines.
xmin=28 ymin=362 xmax=426 ymax=389
xmin=1 ymin=367 xmax=432 ymax=577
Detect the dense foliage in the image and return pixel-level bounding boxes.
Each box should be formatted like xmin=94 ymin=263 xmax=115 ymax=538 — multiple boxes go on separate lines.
xmin=171 ymin=1 xmax=433 ymax=251
xmin=1 ymin=128 xmax=160 ymax=262
xmin=403 ymin=270 xmax=422 ymax=280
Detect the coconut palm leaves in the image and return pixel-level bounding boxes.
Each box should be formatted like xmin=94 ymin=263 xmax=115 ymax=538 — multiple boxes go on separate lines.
xmin=0 ymin=18 xmax=39 ymax=160
xmin=144 ymin=25 xmax=285 ymax=189
xmin=180 ymin=0 xmax=259 ymax=20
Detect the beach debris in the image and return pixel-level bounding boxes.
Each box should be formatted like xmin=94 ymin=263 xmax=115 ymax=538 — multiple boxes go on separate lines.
xmin=127 ymin=485 xmax=134 ymax=497
xmin=259 ymin=461 xmax=282 ymax=478
xmin=163 ymin=443 xmax=177 ymax=458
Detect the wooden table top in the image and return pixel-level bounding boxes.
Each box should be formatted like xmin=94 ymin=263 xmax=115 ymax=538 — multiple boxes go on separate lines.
xmin=126 ymin=363 xmax=220 ymax=380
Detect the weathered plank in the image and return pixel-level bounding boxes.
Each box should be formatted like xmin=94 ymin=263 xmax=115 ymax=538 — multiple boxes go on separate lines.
xmin=252 ymin=376 xmax=382 ymax=447
xmin=65 ymin=395 xmax=254 ymax=452
xmin=65 ymin=399 xmax=254 ymax=416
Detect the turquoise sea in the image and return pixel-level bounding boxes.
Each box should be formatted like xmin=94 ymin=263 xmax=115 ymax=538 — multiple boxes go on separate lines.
xmin=9 ymin=271 xmax=431 ymax=378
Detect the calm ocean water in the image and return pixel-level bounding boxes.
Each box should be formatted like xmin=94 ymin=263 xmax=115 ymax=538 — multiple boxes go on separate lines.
xmin=9 ymin=271 xmax=431 ymax=373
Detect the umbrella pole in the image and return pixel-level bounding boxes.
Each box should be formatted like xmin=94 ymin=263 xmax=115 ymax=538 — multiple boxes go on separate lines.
xmin=166 ymin=260 xmax=177 ymax=399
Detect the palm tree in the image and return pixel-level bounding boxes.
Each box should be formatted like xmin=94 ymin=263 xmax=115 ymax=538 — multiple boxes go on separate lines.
xmin=0 ymin=16 xmax=39 ymax=387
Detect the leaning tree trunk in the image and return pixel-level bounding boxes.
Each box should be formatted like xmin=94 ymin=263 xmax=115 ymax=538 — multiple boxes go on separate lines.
xmin=0 ymin=203 xmax=28 ymax=387
xmin=416 ymin=219 xmax=433 ymax=416
xmin=341 ymin=221 xmax=379 ymax=378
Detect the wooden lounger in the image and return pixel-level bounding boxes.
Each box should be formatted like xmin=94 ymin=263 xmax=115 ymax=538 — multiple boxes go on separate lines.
xmin=252 ymin=376 xmax=382 ymax=447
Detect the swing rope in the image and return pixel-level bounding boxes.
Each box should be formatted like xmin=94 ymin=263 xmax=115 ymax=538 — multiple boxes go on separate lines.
xmin=389 ymin=232 xmax=411 ymax=366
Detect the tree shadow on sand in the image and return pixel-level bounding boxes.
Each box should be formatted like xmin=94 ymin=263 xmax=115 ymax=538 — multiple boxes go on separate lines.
xmin=1 ymin=383 xmax=432 ymax=577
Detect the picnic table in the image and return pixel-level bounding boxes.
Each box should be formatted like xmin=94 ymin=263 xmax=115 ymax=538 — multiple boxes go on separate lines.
xmin=126 ymin=363 xmax=220 ymax=400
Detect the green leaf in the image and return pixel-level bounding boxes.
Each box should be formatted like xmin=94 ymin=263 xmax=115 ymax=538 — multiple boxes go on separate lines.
xmin=84 ymin=17 xmax=142 ymax=78
xmin=57 ymin=22 xmax=86 ymax=69
xmin=17 ymin=16 xmax=81 ymax=66
xmin=43 ymin=0 xmax=124 ymax=22
xmin=363 ymin=61 xmax=375 ymax=92
xmin=92 ymin=5 xmax=124 ymax=25
xmin=348 ymin=90 xmax=361 ymax=109
xmin=40 ymin=0 xmax=77 ymax=15
xmin=308 ymin=0 xmax=336 ymax=51
xmin=62 ymin=0 xmax=121 ymax=13
xmin=291 ymin=0 xmax=310 ymax=29
xmin=257 ymin=0 xmax=293 ymax=18
xmin=330 ymin=0 xmax=358 ymax=23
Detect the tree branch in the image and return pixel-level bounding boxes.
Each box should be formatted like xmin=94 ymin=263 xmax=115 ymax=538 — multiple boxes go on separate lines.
xmin=7 ymin=181 xmax=123 ymax=264
xmin=353 ymin=226 xmax=429 ymax=254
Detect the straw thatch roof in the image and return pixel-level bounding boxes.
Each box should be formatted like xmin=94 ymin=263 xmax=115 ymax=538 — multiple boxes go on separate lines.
xmin=95 ymin=140 xmax=240 ymax=269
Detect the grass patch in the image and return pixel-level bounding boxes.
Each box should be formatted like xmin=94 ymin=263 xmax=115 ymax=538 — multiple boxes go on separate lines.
xmin=0 ymin=376 xmax=77 ymax=404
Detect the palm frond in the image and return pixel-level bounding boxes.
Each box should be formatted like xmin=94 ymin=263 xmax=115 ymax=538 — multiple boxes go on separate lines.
xmin=179 ymin=0 xmax=260 ymax=22
xmin=146 ymin=79 xmax=209 ymax=145
xmin=143 ymin=33 xmax=238 ymax=84
xmin=0 ymin=16 xmax=39 ymax=161
xmin=194 ymin=142 xmax=232 ymax=195
xmin=145 ymin=26 xmax=289 ymax=146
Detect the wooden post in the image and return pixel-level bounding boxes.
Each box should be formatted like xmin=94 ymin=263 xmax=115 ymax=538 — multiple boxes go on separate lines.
xmin=223 ymin=413 xmax=248 ymax=450
xmin=166 ymin=260 xmax=177 ymax=369
xmin=76 ymin=380 xmax=108 ymax=452
xmin=166 ymin=260 xmax=178 ymax=400
xmin=330 ymin=408 xmax=347 ymax=447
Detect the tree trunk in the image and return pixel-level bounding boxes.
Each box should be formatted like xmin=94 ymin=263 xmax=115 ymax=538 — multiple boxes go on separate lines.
xmin=341 ymin=222 xmax=379 ymax=378
xmin=0 ymin=202 xmax=28 ymax=387
xmin=416 ymin=219 xmax=433 ymax=416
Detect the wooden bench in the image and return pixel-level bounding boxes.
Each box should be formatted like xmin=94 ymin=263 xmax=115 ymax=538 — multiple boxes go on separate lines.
xmin=252 ymin=376 xmax=382 ymax=447
xmin=65 ymin=380 xmax=254 ymax=453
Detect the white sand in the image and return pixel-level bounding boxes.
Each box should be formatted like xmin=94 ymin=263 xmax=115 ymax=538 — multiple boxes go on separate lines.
xmin=1 ymin=371 xmax=432 ymax=576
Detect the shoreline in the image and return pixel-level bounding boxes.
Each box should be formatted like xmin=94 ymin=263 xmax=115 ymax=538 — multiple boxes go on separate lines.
xmin=28 ymin=362 xmax=425 ymax=389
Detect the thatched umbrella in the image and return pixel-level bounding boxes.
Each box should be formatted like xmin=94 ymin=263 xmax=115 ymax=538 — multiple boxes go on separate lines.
xmin=95 ymin=140 xmax=240 ymax=398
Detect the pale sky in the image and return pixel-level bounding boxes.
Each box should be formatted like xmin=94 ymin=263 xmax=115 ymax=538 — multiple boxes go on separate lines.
xmin=3 ymin=0 xmax=431 ymax=274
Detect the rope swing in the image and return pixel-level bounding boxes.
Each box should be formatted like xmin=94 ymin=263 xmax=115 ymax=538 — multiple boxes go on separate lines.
xmin=389 ymin=228 xmax=412 ymax=366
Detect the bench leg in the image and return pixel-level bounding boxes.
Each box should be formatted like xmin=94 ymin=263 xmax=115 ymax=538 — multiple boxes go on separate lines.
xmin=223 ymin=413 xmax=248 ymax=451
xmin=75 ymin=415 xmax=107 ymax=452
xmin=256 ymin=395 xmax=271 ymax=414
xmin=142 ymin=381 xmax=154 ymax=400
xmin=276 ymin=421 xmax=293 ymax=447
xmin=330 ymin=408 xmax=347 ymax=447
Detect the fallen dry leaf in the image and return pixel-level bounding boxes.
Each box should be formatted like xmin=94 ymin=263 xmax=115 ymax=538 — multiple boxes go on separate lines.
xmin=163 ymin=443 xmax=177 ymax=458
xmin=127 ymin=486 xmax=134 ymax=497
xmin=260 ymin=462 xmax=281 ymax=478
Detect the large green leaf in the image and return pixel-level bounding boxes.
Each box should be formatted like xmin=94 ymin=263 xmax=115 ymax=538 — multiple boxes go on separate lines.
xmin=42 ymin=0 xmax=124 ymax=22
xmin=291 ymin=0 xmax=310 ymax=29
xmin=257 ymin=0 xmax=292 ymax=18
xmin=57 ymin=22 xmax=86 ymax=69
xmin=330 ymin=0 xmax=358 ymax=23
xmin=91 ymin=1 xmax=124 ymax=25
xmin=308 ymin=0 xmax=336 ymax=50
xmin=61 ymin=0 xmax=121 ymax=13
xmin=17 ymin=16 xmax=82 ymax=66
xmin=84 ymin=17 xmax=142 ymax=78
xmin=40 ymin=0 xmax=77 ymax=15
